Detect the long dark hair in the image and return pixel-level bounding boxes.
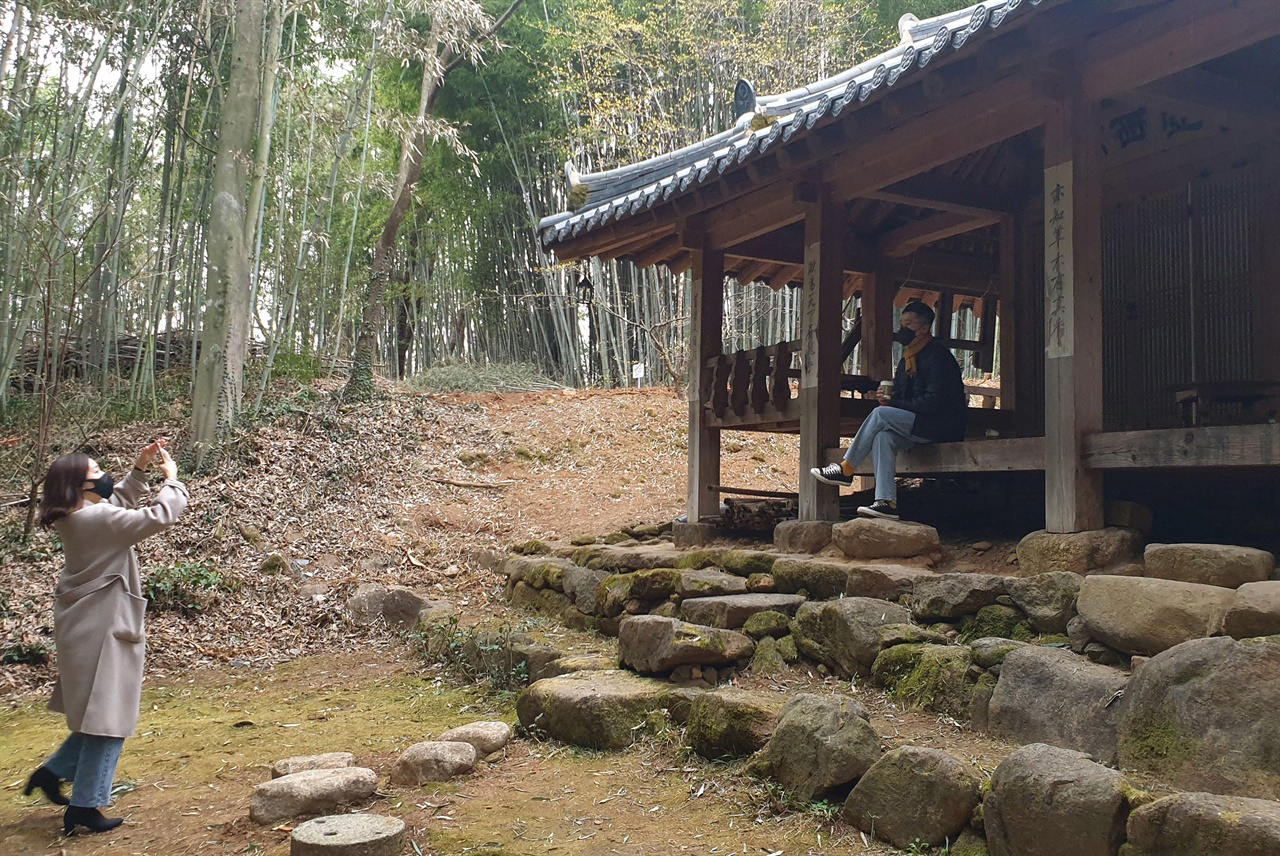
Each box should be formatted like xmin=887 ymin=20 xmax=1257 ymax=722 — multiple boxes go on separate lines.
xmin=39 ymin=453 xmax=89 ymax=527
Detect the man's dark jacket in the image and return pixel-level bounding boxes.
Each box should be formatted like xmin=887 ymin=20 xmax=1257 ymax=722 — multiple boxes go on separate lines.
xmin=891 ymin=339 xmax=968 ymax=442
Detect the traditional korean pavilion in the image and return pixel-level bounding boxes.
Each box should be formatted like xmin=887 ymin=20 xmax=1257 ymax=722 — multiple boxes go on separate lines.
xmin=538 ymin=0 xmax=1280 ymax=535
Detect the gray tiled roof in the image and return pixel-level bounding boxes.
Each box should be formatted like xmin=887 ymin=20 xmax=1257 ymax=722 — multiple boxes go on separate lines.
xmin=538 ymin=0 xmax=1047 ymax=249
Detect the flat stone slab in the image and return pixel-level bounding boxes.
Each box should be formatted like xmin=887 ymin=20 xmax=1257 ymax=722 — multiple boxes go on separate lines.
xmin=271 ymin=752 xmax=355 ymax=779
xmin=679 ymin=593 xmax=805 ymax=629
xmin=250 ymin=768 xmax=379 ymax=825
xmin=291 ymin=815 xmax=405 ymax=856
xmin=516 ymin=670 xmax=677 ymax=750
xmin=1144 ymin=543 xmax=1275 ymax=589
xmin=618 ymin=615 xmax=755 ymax=673
xmin=1016 ymin=528 xmax=1142 ymax=576
xmin=1077 ymin=575 xmax=1235 ymax=656
xmin=677 ymin=569 xmax=748 ymax=598
xmin=438 ymin=721 xmax=512 ymax=755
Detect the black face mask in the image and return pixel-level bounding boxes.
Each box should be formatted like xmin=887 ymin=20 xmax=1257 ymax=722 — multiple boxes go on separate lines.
xmin=87 ymin=473 xmax=115 ymax=500
xmin=894 ymin=327 xmax=917 ymax=346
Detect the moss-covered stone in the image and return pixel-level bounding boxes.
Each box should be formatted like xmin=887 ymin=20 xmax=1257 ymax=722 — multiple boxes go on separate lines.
xmin=719 ymin=549 xmax=777 ymax=577
xmin=595 ymin=569 xmax=682 ymax=618
xmin=523 ymin=562 xmax=565 ymax=592
xmin=878 ymin=623 xmax=949 ymax=648
xmin=750 ymin=636 xmax=787 ymax=675
xmin=675 ymin=549 xmax=727 ymax=570
xmin=961 ymin=604 xmax=1031 ymax=642
xmin=746 ymin=572 xmax=775 ymax=592
xmin=686 ymin=688 xmax=786 ymax=759
xmin=950 ymin=829 xmax=990 ymax=856
xmin=510 ymin=540 xmax=549 ymax=556
xmin=572 ymin=545 xmax=606 ymax=566
xmin=570 ymin=534 xmax=597 ymax=546
xmin=743 ymin=610 xmax=792 ymax=639
xmin=871 ymin=643 xmax=928 ymax=689
xmin=777 ymin=634 xmax=801 ymax=663
xmin=632 ymin=523 xmax=665 ymax=538
xmin=603 ymin=531 xmax=633 ymax=545
xmin=893 ymin=646 xmax=974 ymax=718
xmin=1118 ymin=713 xmax=1200 ymax=769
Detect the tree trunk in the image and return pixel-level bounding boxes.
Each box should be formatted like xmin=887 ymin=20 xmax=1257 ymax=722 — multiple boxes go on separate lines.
xmin=191 ymin=0 xmax=264 ymax=468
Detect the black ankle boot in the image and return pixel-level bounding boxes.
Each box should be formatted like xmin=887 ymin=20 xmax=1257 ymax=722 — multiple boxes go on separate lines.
xmin=63 ymin=806 xmax=124 ymax=835
xmin=23 ymin=766 xmax=69 ymax=806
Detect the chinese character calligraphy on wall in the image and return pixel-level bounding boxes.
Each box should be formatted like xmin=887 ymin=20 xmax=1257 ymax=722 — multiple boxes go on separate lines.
xmin=1044 ymin=162 xmax=1074 ymax=359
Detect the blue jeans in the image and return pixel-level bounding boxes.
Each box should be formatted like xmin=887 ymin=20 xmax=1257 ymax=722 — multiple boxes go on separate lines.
xmin=43 ymin=732 xmax=125 ymax=808
xmin=841 ymin=406 xmax=931 ymax=503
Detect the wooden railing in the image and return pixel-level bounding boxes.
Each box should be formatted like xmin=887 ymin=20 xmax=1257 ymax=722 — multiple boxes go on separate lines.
xmin=704 ymin=341 xmax=795 ymax=427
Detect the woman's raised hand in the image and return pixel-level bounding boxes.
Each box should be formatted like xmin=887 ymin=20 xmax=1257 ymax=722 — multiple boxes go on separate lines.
xmin=135 ymin=439 xmax=168 ymax=471
xmin=157 ymin=447 xmax=178 ymax=481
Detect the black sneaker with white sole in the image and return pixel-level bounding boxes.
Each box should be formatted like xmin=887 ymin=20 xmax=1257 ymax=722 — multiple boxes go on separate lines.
xmin=810 ymin=462 xmax=853 ymax=488
xmin=857 ymin=499 xmax=899 ymax=520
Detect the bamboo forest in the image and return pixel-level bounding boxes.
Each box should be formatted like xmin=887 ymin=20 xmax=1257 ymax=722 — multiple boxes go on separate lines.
xmin=0 ymin=0 xmax=948 ymax=454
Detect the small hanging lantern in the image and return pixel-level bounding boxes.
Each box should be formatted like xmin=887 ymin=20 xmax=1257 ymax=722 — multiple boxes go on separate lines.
xmin=575 ymin=274 xmax=594 ymax=306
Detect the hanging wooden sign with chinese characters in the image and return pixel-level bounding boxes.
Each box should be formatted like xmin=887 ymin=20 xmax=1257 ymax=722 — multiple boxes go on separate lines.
xmin=1044 ymin=161 xmax=1073 ymax=359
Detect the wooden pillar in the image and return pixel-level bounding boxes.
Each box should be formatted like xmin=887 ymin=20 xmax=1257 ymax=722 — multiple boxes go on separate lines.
xmin=860 ymin=267 xmax=895 ymax=382
xmin=799 ymin=191 xmax=844 ymax=521
xmin=687 ymin=244 xmax=724 ymax=523
xmin=998 ymin=215 xmax=1017 ymax=417
xmin=1043 ymin=87 xmax=1105 ymax=533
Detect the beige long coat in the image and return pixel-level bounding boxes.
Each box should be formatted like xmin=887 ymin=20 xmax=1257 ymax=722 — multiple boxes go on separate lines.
xmin=49 ymin=470 xmax=188 ymax=738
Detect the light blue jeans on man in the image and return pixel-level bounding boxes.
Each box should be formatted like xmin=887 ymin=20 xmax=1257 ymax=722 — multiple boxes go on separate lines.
xmin=841 ymin=405 xmax=931 ymax=503
xmin=43 ymin=732 xmax=125 ymax=807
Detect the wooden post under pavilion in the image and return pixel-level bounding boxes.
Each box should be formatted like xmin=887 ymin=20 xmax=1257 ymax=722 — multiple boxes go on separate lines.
xmin=1042 ymin=80 xmax=1105 ymax=533
xmin=798 ymin=190 xmax=844 ymax=521
xmin=687 ymin=242 xmax=724 ymax=523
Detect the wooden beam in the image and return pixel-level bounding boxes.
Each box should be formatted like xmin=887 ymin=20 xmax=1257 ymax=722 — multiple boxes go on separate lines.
xmin=628 ymin=234 xmax=681 ymax=268
xmin=1043 ymin=84 xmax=1105 ymax=533
xmin=725 ymin=228 xmax=876 ymax=272
xmin=687 ymin=245 xmax=724 ymax=522
xmin=839 ymin=436 xmax=1046 ymax=474
xmin=1083 ymin=424 xmax=1280 ymax=469
xmin=798 ymin=191 xmax=844 ymax=522
xmin=1081 ymin=0 xmax=1280 ymax=100
xmin=861 ymin=264 xmax=895 ymax=383
xmin=880 ymin=211 xmax=1000 ymax=258
xmin=1138 ymin=69 xmax=1280 ymax=132
xmin=883 ymin=248 xmax=999 ymax=295
xmin=868 ymin=172 xmax=1025 ymax=218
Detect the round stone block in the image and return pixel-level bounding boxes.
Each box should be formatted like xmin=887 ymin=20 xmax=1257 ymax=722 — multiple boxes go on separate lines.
xmin=291 ymin=815 xmax=405 ymax=856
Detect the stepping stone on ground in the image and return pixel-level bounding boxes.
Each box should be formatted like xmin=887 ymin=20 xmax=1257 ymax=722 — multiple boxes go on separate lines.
xmin=832 ymin=518 xmax=940 ymax=560
xmin=250 ymin=768 xmax=379 ymax=825
xmin=438 ymin=721 xmax=513 ymax=755
xmin=516 ymin=670 xmax=677 ymax=750
xmin=391 ymin=741 xmax=476 ymax=785
xmin=679 ymin=593 xmax=805 ymax=629
xmin=272 ymin=752 xmax=355 ymax=779
xmin=291 ymin=815 xmax=405 ymax=856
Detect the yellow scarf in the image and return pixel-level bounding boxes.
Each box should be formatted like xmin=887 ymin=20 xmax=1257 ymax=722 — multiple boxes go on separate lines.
xmin=903 ymin=333 xmax=932 ymax=377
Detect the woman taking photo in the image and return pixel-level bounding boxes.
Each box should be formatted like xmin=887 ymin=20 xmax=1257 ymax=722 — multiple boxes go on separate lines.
xmin=25 ymin=440 xmax=188 ymax=835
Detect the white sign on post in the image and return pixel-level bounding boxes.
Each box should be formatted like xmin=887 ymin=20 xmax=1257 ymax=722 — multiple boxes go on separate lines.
xmin=1044 ymin=160 xmax=1074 ymax=359
xmin=632 ymin=362 xmax=645 ymax=380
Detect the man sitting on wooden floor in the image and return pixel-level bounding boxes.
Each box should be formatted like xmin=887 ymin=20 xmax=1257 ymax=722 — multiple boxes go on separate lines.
xmin=810 ymin=301 xmax=967 ymax=520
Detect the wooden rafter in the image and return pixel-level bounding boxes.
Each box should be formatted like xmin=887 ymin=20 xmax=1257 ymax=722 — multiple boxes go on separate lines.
xmin=1080 ymin=0 xmax=1280 ymax=99
xmin=868 ymin=172 xmax=1025 ymax=218
xmin=879 ymin=211 xmax=1000 ymax=258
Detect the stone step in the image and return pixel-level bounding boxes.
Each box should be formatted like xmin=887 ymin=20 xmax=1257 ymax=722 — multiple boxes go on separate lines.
xmin=679 ymin=593 xmax=805 ymax=629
